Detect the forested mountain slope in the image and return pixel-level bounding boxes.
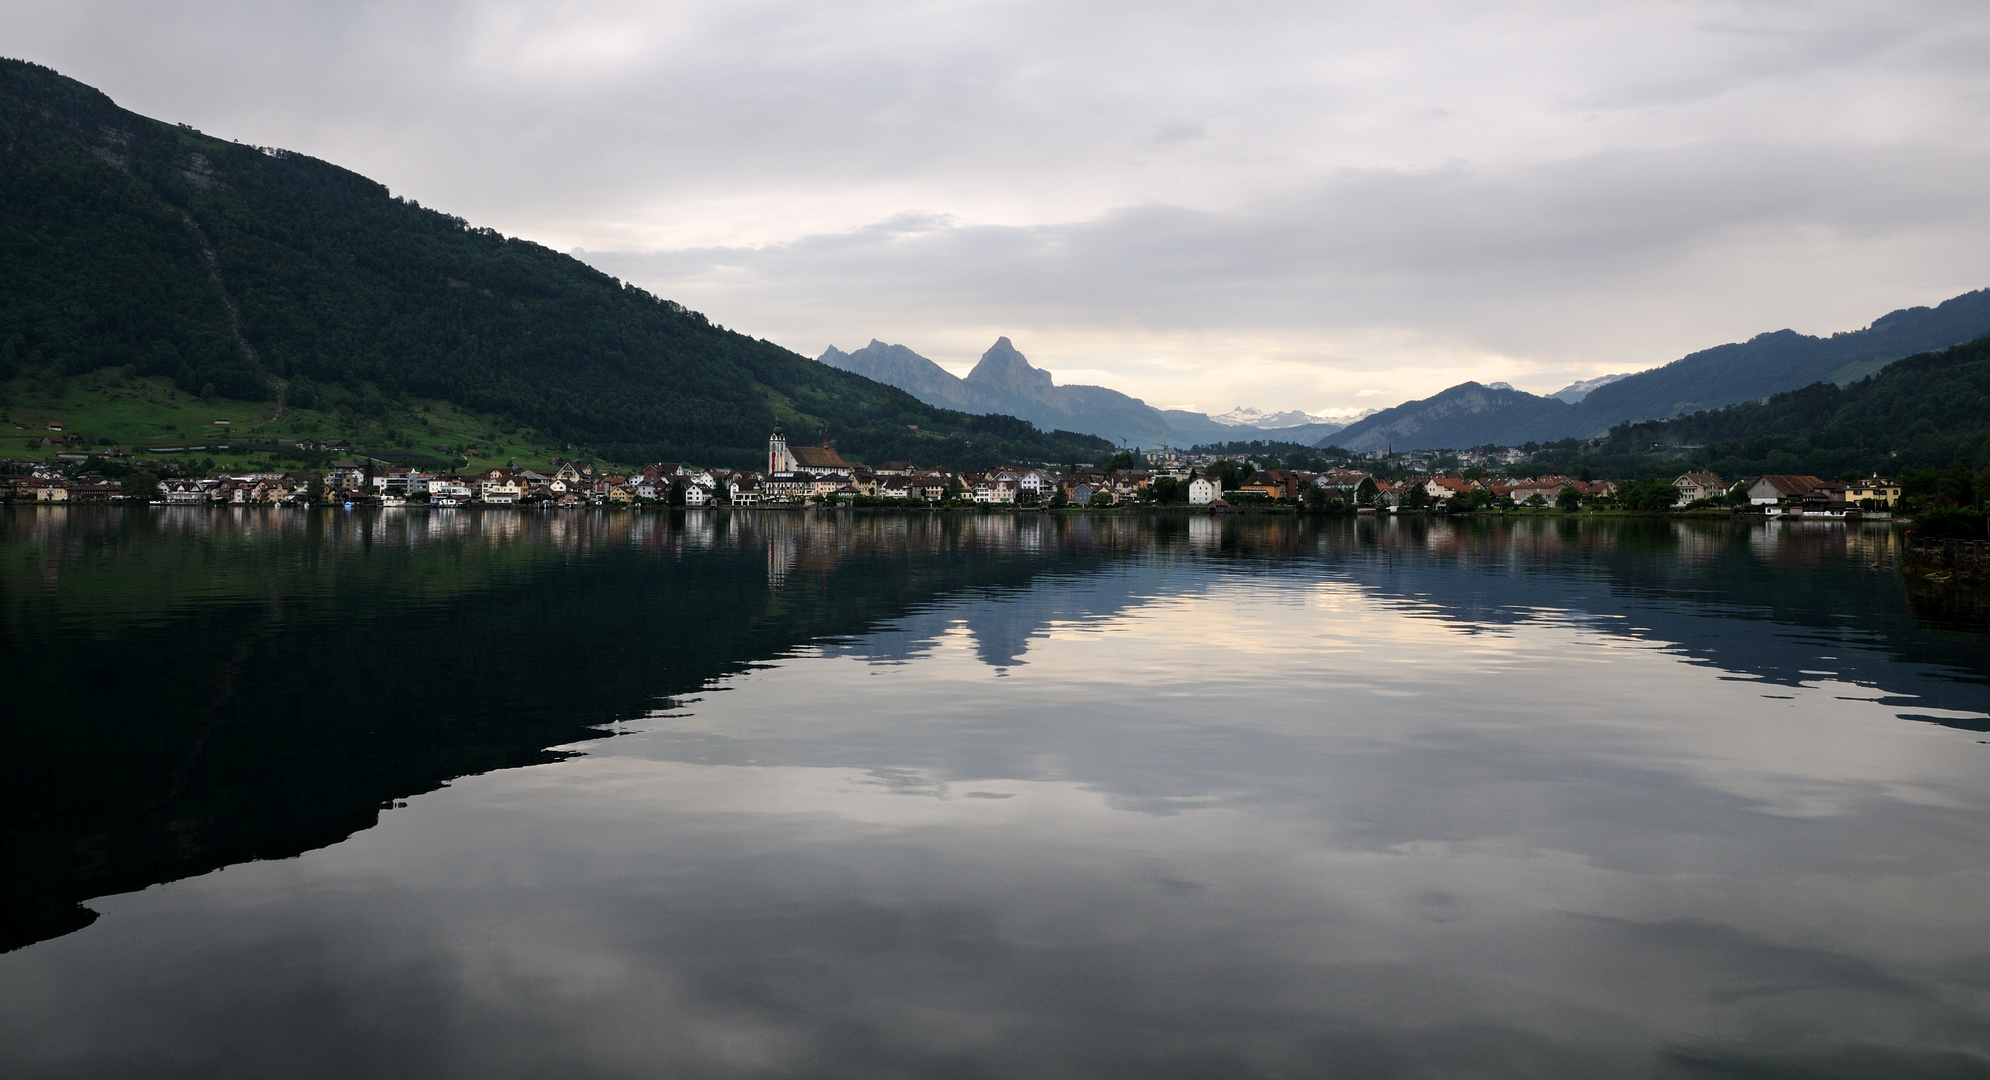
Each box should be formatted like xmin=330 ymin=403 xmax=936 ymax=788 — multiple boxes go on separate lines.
xmin=1531 ymin=334 xmax=1990 ymax=480
xmin=0 ymin=59 xmax=1109 ymax=468
xmin=1322 ymin=290 xmax=1990 ymax=451
xmin=1573 ymin=289 xmax=1990 ymax=425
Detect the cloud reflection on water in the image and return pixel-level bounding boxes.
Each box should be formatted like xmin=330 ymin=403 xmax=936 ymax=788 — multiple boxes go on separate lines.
xmin=2 ymin=511 xmax=1986 ymax=1078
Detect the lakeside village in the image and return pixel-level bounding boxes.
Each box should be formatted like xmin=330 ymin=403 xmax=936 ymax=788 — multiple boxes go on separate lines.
xmin=7 ymin=427 xmax=1907 ymax=517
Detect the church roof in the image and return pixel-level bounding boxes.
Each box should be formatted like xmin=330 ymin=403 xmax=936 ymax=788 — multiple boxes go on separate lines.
xmin=789 ymin=445 xmax=848 ymax=468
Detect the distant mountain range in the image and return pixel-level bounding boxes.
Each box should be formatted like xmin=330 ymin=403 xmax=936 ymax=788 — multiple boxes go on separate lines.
xmin=1324 ymin=288 xmax=1990 ymax=451
xmin=818 ymin=338 xmax=1359 ymax=447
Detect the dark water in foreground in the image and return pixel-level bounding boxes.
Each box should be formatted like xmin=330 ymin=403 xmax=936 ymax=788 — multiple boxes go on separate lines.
xmin=3 ymin=507 xmax=1987 ymax=1079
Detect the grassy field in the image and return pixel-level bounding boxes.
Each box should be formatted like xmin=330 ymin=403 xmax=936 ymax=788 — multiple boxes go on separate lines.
xmin=1 ymin=369 xmax=580 ymax=472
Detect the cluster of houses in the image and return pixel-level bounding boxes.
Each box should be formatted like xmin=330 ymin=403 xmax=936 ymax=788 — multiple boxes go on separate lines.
xmin=4 ymin=430 xmax=1906 ymax=516
xmin=1744 ymin=473 xmax=1902 ymax=515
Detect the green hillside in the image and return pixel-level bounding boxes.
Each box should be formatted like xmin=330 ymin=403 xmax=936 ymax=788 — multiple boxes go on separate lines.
xmin=1524 ymin=334 xmax=1990 ymax=480
xmin=0 ymin=59 xmax=1110 ymax=470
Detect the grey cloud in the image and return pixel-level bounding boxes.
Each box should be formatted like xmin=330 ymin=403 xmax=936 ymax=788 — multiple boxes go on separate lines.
xmin=5 ymin=0 xmax=1989 ymax=400
xmin=584 ymin=139 xmax=1990 ymax=370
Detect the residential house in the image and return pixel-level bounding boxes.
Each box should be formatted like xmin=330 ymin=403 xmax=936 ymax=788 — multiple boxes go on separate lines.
xmin=910 ymin=471 xmax=952 ymax=501
xmin=1424 ymin=476 xmax=1473 ymax=502
xmin=1672 ymin=471 xmax=1724 ymax=506
xmin=811 ymin=471 xmax=856 ymax=496
xmin=1109 ymin=470 xmax=1151 ymax=500
xmin=1846 ymin=476 xmax=1901 ymax=508
xmin=56 ymin=481 xmax=120 ymax=503
xmin=371 ymin=467 xmax=425 ymax=494
xmin=1017 ymin=469 xmax=1053 ymax=500
xmin=429 ymin=474 xmax=474 ymax=504
xmin=326 ymin=460 xmax=368 ymax=490
xmin=1747 ymin=475 xmax=1831 ymax=506
xmin=1505 ymin=480 xmax=1568 ymax=505
xmin=1315 ymin=470 xmax=1370 ymax=499
xmin=761 ymin=472 xmax=814 ymax=500
xmin=1237 ymin=471 xmax=1299 ymax=500
xmin=1188 ymin=476 xmax=1223 ymax=505
xmin=480 ymin=469 xmax=525 ymax=504
xmin=162 ymin=478 xmax=210 ymax=504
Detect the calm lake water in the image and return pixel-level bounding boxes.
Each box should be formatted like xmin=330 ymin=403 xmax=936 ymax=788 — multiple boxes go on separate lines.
xmin=3 ymin=507 xmax=1987 ymax=1079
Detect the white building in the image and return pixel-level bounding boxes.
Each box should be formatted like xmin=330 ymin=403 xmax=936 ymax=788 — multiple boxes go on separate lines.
xmin=1189 ymin=477 xmax=1222 ymax=505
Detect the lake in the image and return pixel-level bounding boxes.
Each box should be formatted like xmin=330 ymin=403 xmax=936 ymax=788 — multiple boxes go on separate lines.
xmin=2 ymin=507 xmax=1986 ymax=1078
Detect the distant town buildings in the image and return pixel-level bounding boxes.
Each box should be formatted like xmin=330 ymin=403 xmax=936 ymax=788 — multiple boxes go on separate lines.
xmin=0 ymin=429 xmax=1912 ymax=521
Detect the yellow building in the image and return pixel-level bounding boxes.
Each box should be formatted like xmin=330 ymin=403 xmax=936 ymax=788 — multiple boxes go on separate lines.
xmin=1845 ymin=477 xmax=1901 ymax=507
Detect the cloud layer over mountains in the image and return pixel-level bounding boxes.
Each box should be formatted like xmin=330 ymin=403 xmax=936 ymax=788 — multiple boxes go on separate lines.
xmin=8 ymin=0 xmax=1988 ymax=415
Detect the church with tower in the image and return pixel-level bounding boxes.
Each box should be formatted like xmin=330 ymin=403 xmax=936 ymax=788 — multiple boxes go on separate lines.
xmin=768 ymin=428 xmax=851 ymax=476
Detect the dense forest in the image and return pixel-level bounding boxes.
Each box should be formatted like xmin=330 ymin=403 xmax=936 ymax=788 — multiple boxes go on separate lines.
xmin=1520 ymin=334 xmax=1990 ymax=480
xmin=0 ymin=59 xmax=1111 ymax=469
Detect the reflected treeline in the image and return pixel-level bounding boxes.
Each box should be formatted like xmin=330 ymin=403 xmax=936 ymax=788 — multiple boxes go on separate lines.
xmin=0 ymin=507 xmax=1162 ymax=952
xmin=2 ymin=507 xmax=1981 ymax=953
xmin=1320 ymin=515 xmax=1986 ymax=718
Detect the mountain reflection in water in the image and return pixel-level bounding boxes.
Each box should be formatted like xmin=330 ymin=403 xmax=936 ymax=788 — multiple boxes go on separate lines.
xmin=1 ymin=507 xmax=1985 ymax=1079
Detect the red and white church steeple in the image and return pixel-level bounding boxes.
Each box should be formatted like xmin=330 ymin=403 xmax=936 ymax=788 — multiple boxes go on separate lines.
xmin=768 ymin=428 xmax=796 ymax=473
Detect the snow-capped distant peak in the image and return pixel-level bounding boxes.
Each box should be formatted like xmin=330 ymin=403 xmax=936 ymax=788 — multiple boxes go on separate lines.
xmin=1209 ymin=405 xmax=1374 ymax=429
xmin=1549 ymin=372 xmax=1632 ymax=403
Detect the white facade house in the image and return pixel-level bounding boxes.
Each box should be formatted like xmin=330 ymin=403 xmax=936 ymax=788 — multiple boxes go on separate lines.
xmin=1189 ymin=477 xmax=1222 ymax=505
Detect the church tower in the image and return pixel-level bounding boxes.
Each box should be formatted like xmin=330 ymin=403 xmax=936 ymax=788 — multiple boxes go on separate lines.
xmin=768 ymin=428 xmax=795 ymax=473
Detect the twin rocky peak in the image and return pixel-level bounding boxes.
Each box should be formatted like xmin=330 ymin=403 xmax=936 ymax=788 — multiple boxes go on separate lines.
xmin=817 ymin=338 xmax=1349 ymax=448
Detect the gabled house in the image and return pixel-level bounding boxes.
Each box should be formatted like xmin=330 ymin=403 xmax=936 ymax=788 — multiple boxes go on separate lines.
xmin=479 ymin=469 xmax=525 ymax=504
xmin=1846 ymin=477 xmax=1901 ymax=508
xmin=1747 ymin=474 xmax=1830 ymax=506
xmin=162 ymin=478 xmax=209 ymax=504
xmin=1424 ymin=476 xmax=1473 ymax=502
xmin=811 ymin=471 xmax=856 ymax=496
xmin=1673 ymin=471 xmax=1724 ymax=506
xmin=910 ymin=471 xmax=952 ymax=501
xmin=1188 ymin=476 xmax=1223 ymax=505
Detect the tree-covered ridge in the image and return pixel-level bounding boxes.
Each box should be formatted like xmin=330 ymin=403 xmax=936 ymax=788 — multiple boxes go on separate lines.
xmin=1525 ymin=334 xmax=1990 ymax=479
xmin=0 ymin=59 xmax=1111 ymax=469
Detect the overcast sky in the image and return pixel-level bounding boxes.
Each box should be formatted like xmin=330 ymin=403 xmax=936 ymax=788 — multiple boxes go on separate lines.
xmin=8 ymin=0 xmax=1989 ymax=415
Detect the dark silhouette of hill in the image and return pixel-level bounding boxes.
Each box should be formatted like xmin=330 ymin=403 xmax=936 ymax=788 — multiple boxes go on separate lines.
xmin=0 ymin=59 xmax=1109 ymax=469
xmin=1323 ymin=382 xmax=1576 ymax=452
xmin=1324 ymin=290 xmax=1990 ymax=451
xmin=1554 ymin=332 xmax=1990 ymax=478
